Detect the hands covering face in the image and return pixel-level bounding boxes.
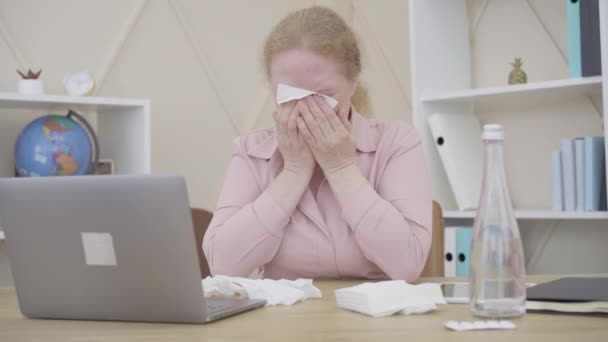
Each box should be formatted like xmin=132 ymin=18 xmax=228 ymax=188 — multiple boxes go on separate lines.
xmin=273 ymin=95 xmax=356 ymax=176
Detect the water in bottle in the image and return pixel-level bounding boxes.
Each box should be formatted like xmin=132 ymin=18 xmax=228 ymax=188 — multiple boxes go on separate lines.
xmin=469 ymin=124 xmax=526 ymax=318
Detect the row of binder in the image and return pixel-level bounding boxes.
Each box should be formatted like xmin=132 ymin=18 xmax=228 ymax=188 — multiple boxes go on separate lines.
xmin=567 ymin=0 xmax=602 ymax=77
xmin=552 ymin=137 xmax=606 ymax=211
xmin=444 ymin=227 xmax=472 ymax=277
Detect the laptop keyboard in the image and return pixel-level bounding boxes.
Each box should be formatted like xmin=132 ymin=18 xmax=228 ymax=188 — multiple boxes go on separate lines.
xmin=206 ymin=298 xmax=243 ymax=313
xmin=204 ymin=297 xmax=265 ymax=322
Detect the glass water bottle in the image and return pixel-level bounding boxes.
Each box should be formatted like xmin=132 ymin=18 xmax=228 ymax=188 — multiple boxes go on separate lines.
xmin=469 ymin=124 xmax=526 ymax=318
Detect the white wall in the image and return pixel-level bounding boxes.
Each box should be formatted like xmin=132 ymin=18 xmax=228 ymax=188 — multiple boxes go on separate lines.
xmin=0 ymin=0 xmax=413 ymax=211
xmin=0 ymin=0 xmax=605 ymax=276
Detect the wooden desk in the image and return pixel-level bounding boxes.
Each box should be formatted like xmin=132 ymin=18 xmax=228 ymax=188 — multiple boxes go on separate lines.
xmin=0 ymin=275 xmax=606 ymax=341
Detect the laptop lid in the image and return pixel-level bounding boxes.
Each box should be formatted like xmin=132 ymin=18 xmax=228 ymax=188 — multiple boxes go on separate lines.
xmin=0 ymin=174 xmax=208 ymax=323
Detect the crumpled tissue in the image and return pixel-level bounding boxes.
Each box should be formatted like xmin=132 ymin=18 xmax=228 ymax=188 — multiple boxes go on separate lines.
xmin=202 ymin=275 xmax=322 ymax=306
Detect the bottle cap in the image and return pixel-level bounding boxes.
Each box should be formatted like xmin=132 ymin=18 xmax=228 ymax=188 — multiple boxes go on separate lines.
xmin=482 ymin=124 xmax=504 ymax=141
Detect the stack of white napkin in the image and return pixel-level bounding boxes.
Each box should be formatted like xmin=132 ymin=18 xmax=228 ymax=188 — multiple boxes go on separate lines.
xmin=335 ymin=280 xmax=446 ymax=317
xmin=202 ymin=276 xmax=322 ymax=306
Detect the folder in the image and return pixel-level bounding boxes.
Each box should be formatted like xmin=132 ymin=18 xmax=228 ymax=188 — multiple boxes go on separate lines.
xmin=552 ymin=150 xmax=564 ymax=211
xmin=575 ymin=138 xmax=585 ymax=212
xmin=600 ymin=177 xmax=608 ymax=211
xmin=601 ymin=175 xmax=607 ymax=211
xmin=567 ymin=0 xmax=582 ymax=78
xmin=527 ymin=277 xmax=608 ymax=315
xmin=584 ymin=136 xmax=606 ymax=211
xmin=580 ymin=0 xmax=602 ymax=76
xmin=455 ymin=227 xmax=472 ymax=277
xmin=427 ymin=113 xmax=483 ymax=210
xmin=561 ymin=139 xmax=577 ymax=211
xmin=444 ymin=227 xmax=457 ymax=277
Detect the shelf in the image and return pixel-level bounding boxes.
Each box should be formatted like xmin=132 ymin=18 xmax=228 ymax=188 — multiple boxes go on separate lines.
xmin=0 ymin=91 xmax=151 ymax=176
xmin=444 ymin=210 xmax=608 ymax=220
xmin=0 ymin=92 xmax=149 ymax=112
xmin=421 ymin=77 xmax=602 ymax=108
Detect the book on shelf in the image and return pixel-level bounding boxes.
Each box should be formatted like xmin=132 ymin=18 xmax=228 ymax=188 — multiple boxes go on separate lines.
xmin=584 ymin=136 xmax=606 ymax=211
xmin=551 ymin=150 xmax=563 ymax=211
xmin=580 ymin=0 xmax=602 ymax=77
xmin=560 ymin=139 xmax=577 ymax=211
xmin=567 ymin=0 xmax=602 ymax=77
xmin=575 ymin=138 xmax=585 ymax=211
xmin=553 ymin=136 xmax=606 ymax=212
xmin=566 ymin=0 xmax=582 ymax=77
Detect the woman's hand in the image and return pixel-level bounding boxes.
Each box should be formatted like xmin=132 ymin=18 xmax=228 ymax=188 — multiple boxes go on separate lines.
xmin=296 ymin=95 xmax=357 ymax=176
xmin=274 ymin=102 xmax=315 ymax=176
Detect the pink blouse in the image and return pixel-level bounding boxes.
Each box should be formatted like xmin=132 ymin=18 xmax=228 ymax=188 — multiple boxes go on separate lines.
xmin=202 ymin=110 xmax=432 ymax=281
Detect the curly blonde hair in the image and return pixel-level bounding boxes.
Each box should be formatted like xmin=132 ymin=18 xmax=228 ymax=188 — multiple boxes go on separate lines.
xmin=263 ymin=6 xmax=370 ymax=115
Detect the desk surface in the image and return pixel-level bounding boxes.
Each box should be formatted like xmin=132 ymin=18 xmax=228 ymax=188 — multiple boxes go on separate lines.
xmin=0 ymin=275 xmax=606 ymax=341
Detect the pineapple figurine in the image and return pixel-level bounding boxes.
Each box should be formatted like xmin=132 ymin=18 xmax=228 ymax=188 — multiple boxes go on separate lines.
xmin=508 ymin=58 xmax=527 ymax=85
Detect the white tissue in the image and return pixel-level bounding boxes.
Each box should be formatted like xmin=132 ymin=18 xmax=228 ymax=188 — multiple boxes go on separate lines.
xmin=202 ymin=276 xmax=322 ymax=306
xmin=444 ymin=320 xmax=516 ymax=332
xmin=276 ymin=83 xmax=338 ymax=108
xmin=334 ymin=281 xmax=446 ymax=317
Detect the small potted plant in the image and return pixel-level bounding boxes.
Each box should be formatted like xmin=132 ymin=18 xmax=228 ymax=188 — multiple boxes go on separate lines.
xmin=17 ymin=69 xmax=44 ymax=95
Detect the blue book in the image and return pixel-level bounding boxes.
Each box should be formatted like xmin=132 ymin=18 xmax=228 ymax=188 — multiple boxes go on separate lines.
xmin=561 ymin=139 xmax=577 ymax=211
xmin=601 ymin=171 xmax=607 ymax=211
xmin=584 ymin=136 xmax=606 ymax=211
xmin=567 ymin=0 xmax=582 ymax=77
xmin=575 ymin=138 xmax=585 ymax=212
xmin=455 ymin=227 xmax=473 ymax=277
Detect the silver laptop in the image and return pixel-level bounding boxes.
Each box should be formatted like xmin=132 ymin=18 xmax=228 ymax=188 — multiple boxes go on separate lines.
xmin=0 ymin=174 xmax=265 ymax=323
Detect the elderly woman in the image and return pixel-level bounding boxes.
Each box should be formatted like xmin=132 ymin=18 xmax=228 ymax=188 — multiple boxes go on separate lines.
xmin=203 ymin=6 xmax=431 ymax=282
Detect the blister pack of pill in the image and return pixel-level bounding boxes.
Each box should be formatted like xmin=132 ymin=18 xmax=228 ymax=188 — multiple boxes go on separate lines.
xmin=444 ymin=320 xmax=516 ymax=332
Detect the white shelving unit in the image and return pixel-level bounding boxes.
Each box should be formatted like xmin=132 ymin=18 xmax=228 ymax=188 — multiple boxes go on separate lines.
xmin=409 ymin=0 xmax=608 ymax=224
xmin=0 ymin=92 xmax=151 ymax=175
xmin=444 ymin=210 xmax=608 ymax=220
xmin=0 ymin=92 xmax=151 ymax=239
xmin=421 ymin=76 xmax=602 ymax=110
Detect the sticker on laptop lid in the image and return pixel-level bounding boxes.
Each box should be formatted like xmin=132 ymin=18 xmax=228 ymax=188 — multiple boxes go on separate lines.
xmin=81 ymin=232 xmax=117 ymax=266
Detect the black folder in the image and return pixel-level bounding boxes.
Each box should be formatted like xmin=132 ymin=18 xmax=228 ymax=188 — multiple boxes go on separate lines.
xmin=580 ymin=0 xmax=602 ymax=76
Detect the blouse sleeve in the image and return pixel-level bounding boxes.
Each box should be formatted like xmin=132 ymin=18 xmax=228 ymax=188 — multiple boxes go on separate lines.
xmin=202 ymin=138 xmax=289 ymax=277
xmin=340 ymin=125 xmax=433 ymax=281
